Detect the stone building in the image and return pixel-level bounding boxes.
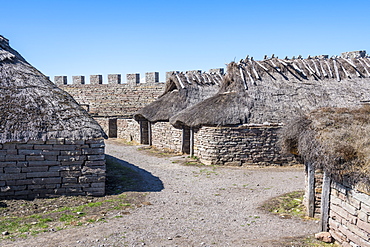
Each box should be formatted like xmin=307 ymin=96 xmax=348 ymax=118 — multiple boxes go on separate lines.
xmin=133 ymin=70 xmax=223 ymax=153
xmin=0 ymin=35 xmax=107 ymax=199
xmin=169 ymin=53 xmax=370 ymax=166
xmin=281 ymin=106 xmax=370 ymax=246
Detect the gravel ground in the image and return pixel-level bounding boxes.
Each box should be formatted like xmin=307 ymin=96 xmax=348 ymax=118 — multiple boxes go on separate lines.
xmin=3 ymin=139 xmax=319 ymax=247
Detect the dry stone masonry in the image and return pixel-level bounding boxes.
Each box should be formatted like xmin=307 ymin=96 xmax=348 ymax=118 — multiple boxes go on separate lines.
xmin=0 ymin=138 xmax=105 ymax=199
xmin=328 ymin=182 xmax=370 ymax=246
xmin=194 ymin=125 xmax=296 ymax=166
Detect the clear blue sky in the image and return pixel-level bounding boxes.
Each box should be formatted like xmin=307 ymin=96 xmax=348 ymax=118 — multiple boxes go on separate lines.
xmin=1 ymin=0 xmax=369 ymax=83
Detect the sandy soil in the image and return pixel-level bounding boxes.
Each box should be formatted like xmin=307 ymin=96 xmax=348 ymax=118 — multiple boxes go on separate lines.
xmin=2 ymin=139 xmax=319 ymax=247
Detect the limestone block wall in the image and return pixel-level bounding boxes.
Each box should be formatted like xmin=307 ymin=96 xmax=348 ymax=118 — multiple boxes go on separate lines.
xmin=59 ymin=83 xmax=165 ymax=117
xmin=117 ymin=118 xmax=140 ymax=143
xmin=0 ymin=138 xmax=105 ymax=199
xmin=94 ymin=118 xmax=109 ymax=136
xmin=328 ymin=181 xmax=370 ymax=246
xmin=151 ymin=122 xmax=183 ymax=153
xmin=194 ymin=125 xmax=296 ymax=166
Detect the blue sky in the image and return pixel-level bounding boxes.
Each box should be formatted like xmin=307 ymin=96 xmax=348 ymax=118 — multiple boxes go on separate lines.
xmin=1 ymin=0 xmax=369 ymax=83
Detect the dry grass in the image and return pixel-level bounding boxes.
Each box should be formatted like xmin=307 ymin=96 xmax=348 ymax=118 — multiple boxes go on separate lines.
xmin=280 ymin=105 xmax=370 ymax=186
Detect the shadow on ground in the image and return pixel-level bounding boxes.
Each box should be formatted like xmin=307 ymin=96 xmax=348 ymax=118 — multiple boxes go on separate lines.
xmin=105 ymin=154 xmax=164 ymax=195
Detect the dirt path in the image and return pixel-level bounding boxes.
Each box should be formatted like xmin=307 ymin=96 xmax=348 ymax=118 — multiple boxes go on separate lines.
xmin=3 ymin=139 xmax=319 ymax=246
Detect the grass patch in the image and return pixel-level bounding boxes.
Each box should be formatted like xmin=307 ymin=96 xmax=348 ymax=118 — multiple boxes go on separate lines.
xmin=0 ymin=155 xmax=148 ymax=241
xmin=260 ymin=191 xmax=306 ymax=218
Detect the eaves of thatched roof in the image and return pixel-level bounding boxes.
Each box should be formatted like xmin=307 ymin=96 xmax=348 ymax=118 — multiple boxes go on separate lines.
xmin=280 ymin=106 xmax=370 ymax=186
xmin=0 ymin=35 xmax=107 ymax=143
xmin=171 ymin=54 xmax=370 ymax=128
xmin=134 ymin=71 xmax=221 ymax=122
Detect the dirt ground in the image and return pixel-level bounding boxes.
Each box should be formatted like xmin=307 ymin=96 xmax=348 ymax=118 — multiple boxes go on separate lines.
xmin=1 ymin=139 xmax=321 ymax=247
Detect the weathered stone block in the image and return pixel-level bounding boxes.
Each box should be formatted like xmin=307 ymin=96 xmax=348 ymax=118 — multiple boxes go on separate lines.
xmin=127 ymin=73 xmax=140 ymax=84
xmin=54 ymin=76 xmax=67 ymax=85
xmin=26 ymin=155 xmax=45 ymax=161
xmin=26 ymin=171 xmax=60 ymax=178
xmin=87 ymin=155 xmax=105 ymax=161
xmin=108 ymin=74 xmax=121 ymax=84
xmin=72 ymin=75 xmax=85 ymax=85
xmin=4 ymin=167 xmax=21 ymax=173
xmin=46 ymin=139 xmax=65 ymax=145
xmin=90 ymin=75 xmax=103 ymax=85
xmin=82 ymin=148 xmax=104 ymax=155
xmin=145 ymin=72 xmax=159 ymax=83
xmin=6 ymin=155 xmax=25 ymax=161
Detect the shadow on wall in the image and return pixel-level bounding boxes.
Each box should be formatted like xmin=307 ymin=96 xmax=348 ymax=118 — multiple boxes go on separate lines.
xmin=105 ymin=155 xmax=164 ymax=194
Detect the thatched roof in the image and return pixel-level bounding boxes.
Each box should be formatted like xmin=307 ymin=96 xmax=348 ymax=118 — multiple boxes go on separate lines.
xmin=280 ymin=106 xmax=370 ymax=186
xmin=171 ymin=54 xmax=370 ymax=128
xmin=134 ymin=71 xmax=222 ymax=122
xmin=0 ymin=35 xmax=107 ymax=143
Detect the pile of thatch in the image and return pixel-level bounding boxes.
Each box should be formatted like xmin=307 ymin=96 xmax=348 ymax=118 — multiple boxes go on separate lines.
xmin=0 ymin=35 xmax=107 ymax=143
xmin=134 ymin=71 xmax=221 ymax=122
xmin=280 ymin=105 xmax=370 ymax=186
xmin=171 ymin=55 xmax=370 ymax=128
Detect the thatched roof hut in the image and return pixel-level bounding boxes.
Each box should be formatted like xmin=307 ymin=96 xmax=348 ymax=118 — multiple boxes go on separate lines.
xmin=0 ymin=35 xmax=107 ymax=143
xmin=134 ymin=71 xmax=222 ymax=122
xmin=280 ymin=106 xmax=370 ymax=186
xmin=171 ymin=54 xmax=370 ymax=128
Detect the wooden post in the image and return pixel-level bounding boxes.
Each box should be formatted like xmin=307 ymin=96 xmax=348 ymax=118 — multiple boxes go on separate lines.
xmin=306 ymin=162 xmax=316 ymax=217
xmin=321 ymin=171 xmax=331 ymax=231
xmin=148 ymin=121 xmax=152 ymax=146
xmin=190 ymin=127 xmax=194 ymax=157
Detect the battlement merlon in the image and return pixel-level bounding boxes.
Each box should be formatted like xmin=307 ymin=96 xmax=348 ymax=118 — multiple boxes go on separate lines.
xmin=90 ymin=75 xmax=103 ymax=85
xmin=108 ymin=74 xmax=121 ymax=84
xmin=54 ymin=76 xmax=67 ymax=85
xmin=145 ymin=72 xmax=159 ymax=83
xmin=341 ymin=50 xmax=366 ymax=59
xmin=53 ymin=69 xmax=226 ymax=85
xmin=72 ymin=75 xmax=85 ymax=85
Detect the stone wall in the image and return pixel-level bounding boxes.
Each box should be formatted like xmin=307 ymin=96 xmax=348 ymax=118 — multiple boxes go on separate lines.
xmin=59 ymin=83 xmax=165 ymax=117
xmin=117 ymin=118 xmax=140 ymax=143
xmin=193 ymin=125 xmax=296 ymax=166
xmin=151 ymin=122 xmax=183 ymax=153
xmin=0 ymin=138 xmax=105 ymax=199
xmin=328 ymin=181 xmax=370 ymax=246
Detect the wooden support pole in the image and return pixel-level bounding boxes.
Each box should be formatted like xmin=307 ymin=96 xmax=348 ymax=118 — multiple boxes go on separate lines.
xmin=359 ymin=59 xmax=370 ymax=77
xmin=321 ymin=171 xmax=331 ymax=232
xmin=333 ymin=59 xmax=341 ymax=82
xmin=319 ymin=60 xmax=328 ymax=77
xmin=175 ymin=73 xmax=185 ymax=89
xmin=148 ymin=121 xmax=152 ymax=146
xmin=190 ymin=127 xmax=194 ymax=157
xmin=306 ymin=162 xmax=316 ymax=218
xmin=312 ymin=60 xmax=321 ymax=77
xmin=239 ymin=66 xmax=248 ymax=90
xmin=325 ymin=60 xmax=333 ymax=78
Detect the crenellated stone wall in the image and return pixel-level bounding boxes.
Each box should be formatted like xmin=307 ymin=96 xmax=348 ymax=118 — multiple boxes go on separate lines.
xmin=328 ymin=182 xmax=370 ymax=246
xmin=0 ymin=138 xmax=105 ymax=199
xmin=193 ymin=125 xmax=297 ymax=166
xmin=59 ymin=83 xmax=165 ymax=117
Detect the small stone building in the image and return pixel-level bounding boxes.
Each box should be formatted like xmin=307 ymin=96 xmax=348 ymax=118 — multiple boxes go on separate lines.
xmin=134 ymin=70 xmax=223 ymax=153
xmin=170 ymin=53 xmax=370 ymax=166
xmin=0 ymin=35 xmax=107 ymax=199
xmin=281 ymin=106 xmax=370 ymax=246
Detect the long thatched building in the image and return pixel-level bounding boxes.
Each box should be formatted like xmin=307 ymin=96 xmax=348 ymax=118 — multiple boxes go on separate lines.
xmin=169 ymin=52 xmax=370 ymax=166
xmin=134 ymin=70 xmax=222 ymax=153
xmin=281 ymin=106 xmax=370 ymax=246
xmin=0 ymin=35 xmax=107 ymax=199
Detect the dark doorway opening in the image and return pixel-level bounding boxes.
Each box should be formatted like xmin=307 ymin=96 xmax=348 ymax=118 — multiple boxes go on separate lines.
xmin=140 ymin=120 xmax=151 ymax=145
xmin=182 ymin=127 xmax=193 ymax=155
xmin=108 ymin=119 xmax=117 ymax=138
